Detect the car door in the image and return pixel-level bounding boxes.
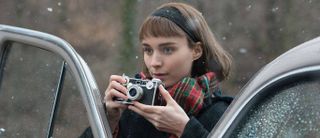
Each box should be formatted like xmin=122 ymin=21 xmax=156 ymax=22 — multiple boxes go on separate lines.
xmin=0 ymin=24 xmax=112 ymax=138
xmin=209 ymin=37 xmax=320 ymax=137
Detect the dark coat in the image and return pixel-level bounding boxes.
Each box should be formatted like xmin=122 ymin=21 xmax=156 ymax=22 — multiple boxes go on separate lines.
xmin=117 ymin=92 xmax=232 ymax=138
xmin=80 ymin=93 xmax=232 ymax=138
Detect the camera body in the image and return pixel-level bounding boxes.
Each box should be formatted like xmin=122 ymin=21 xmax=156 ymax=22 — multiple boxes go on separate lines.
xmin=121 ymin=75 xmax=162 ymax=105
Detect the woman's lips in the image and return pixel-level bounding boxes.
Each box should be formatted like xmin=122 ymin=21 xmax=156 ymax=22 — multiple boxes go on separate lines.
xmin=152 ymin=73 xmax=167 ymax=79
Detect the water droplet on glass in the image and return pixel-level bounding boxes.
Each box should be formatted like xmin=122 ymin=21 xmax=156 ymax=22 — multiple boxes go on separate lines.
xmin=228 ymin=22 xmax=233 ymax=26
xmin=47 ymin=7 xmax=53 ymax=12
xmin=135 ymin=56 xmax=139 ymax=59
xmin=58 ymin=2 xmax=62 ymax=6
xmin=19 ymin=57 xmax=23 ymax=61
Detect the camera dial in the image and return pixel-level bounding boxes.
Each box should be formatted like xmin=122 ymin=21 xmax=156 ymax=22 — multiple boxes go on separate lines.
xmin=146 ymin=81 xmax=154 ymax=90
xmin=122 ymin=74 xmax=130 ymax=86
xmin=127 ymin=85 xmax=143 ymax=101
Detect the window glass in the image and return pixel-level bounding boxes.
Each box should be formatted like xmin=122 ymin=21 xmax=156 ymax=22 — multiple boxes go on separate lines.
xmin=0 ymin=42 xmax=64 ymax=137
xmin=231 ymin=78 xmax=320 ymax=137
xmin=52 ymin=64 xmax=90 ymax=138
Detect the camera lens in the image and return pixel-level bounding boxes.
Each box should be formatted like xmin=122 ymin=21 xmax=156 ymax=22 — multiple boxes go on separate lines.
xmin=127 ymin=85 xmax=143 ymax=101
xmin=129 ymin=89 xmax=137 ymax=97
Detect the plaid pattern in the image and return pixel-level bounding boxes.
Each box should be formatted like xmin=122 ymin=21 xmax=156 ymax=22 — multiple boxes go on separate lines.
xmin=140 ymin=72 xmax=218 ymax=116
xmin=137 ymin=72 xmax=219 ymax=138
xmin=167 ymin=72 xmax=218 ymax=116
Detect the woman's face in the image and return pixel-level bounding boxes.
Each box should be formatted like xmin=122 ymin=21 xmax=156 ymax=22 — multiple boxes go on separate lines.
xmin=142 ymin=36 xmax=196 ymax=88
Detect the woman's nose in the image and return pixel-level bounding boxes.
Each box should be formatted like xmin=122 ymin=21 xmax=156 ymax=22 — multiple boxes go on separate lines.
xmin=150 ymin=53 xmax=162 ymax=67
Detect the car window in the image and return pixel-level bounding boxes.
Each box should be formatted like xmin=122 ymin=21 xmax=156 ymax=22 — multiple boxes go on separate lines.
xmin=0 ymin=42 xmax=63 ymax=137
xmin=0 ymin=41 xmax=91 ymax=137
xmin=229 ymin=73 xmax=320 ymax=137
xmin=51 ymin=65 xmax=90 ymax=138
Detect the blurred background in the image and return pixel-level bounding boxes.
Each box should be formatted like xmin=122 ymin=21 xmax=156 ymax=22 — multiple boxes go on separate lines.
xmin=1 ymin=0 xmax=319 ymax=96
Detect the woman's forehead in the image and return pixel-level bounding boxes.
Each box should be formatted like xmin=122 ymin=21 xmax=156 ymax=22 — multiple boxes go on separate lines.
xmin=141 ymin=36 xmax=187 ymax=44
xmin=139 ymin=16 xmax=186 ymax=39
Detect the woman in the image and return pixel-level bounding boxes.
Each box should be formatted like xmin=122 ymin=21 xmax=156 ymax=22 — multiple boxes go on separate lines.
xmin=88 ymin=2 xmax=232 ymax=138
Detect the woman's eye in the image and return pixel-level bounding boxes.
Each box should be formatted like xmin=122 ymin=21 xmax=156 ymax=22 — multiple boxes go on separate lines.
xmin=143 ymin=47 xmax=153 ymax=55
xmin=162 ymin=47 xmax=174 ymax=55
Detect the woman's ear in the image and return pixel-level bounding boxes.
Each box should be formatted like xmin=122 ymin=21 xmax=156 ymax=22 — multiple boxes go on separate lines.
xmin=193 ymin=42 xmax=203 ymax=60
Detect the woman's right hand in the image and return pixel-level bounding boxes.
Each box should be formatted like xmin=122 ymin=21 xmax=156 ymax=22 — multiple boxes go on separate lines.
xmin=104 ymin=75 xmax=128 ymax=131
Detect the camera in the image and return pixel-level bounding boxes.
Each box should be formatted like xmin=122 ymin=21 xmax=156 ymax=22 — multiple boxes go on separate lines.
xmin=118 ymin=75 xmax=162 ymax=105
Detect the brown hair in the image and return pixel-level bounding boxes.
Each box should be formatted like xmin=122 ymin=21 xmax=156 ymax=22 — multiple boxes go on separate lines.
xmin=139 ymin=2 xmax=232 ymax=81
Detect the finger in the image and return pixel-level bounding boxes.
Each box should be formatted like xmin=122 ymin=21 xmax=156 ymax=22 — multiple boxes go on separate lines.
xmin=105 ymin=75 xmax=127 ymax=96
xmin=128 ymin=104 xmax=148 ymax=117
xmin=128 ymin=105 xmax=162 ymax=131
xmin=159 ymin=85 xmax=174 ymax=104
xmin=109 ymin=75 xmax=127 ymax=84
xmin=132 ymin=101 xmax=158 ymax=113
xmin=106 ymin=101 xmax=128 ymax=110
xmin=110 ymin=80 xmax=127 ymax=94
xmin=112 ymin=89 xmax=128 ymax=99
xmin=106 ymin=89 xmax=127 ymax=101
xmin=129 ymin=105 xmax=157 ymax=123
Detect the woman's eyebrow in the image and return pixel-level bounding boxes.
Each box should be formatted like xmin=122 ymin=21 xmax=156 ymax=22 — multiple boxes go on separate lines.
xmin=158 ymin=42 xmax=175 ymax=47
xmin=142 ymin=42 xmax=176 ymax=47
xmin=142 ymin=43 xmax=151 ymax=47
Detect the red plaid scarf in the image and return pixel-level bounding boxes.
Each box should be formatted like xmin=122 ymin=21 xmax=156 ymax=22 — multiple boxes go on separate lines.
xmin=140 ymin=72 xmax=218 ymax=116
xmin=166 ymin=72 xmax=218 ymax=116
xmin=133 ymin=72 xmax=219 ymax=138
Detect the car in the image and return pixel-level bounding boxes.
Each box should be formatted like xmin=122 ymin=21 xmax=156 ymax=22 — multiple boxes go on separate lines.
xmin=0 ymin=24 xmax=319 ymax=138
xmin=208 ymin=33 xmax=320 ymax=137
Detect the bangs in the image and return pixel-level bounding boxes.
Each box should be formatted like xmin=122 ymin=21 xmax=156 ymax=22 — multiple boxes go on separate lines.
xmin=139 ymin=16 xmax=186 ymax=40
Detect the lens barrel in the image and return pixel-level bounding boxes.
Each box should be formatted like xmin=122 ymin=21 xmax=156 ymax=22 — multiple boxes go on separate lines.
xmin=127 ymin=85 xmax=143 ymax=100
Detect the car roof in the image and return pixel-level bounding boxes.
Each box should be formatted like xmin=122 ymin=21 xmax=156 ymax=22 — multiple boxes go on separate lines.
xmin=241 ymin=36 xmax=320 ymax=98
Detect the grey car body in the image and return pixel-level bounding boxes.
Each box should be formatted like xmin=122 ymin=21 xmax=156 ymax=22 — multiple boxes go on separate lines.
xmin=209 ymin=35 xmax=320 ymax=137
xmin=0 ymin=24 xmax=319 ymax=138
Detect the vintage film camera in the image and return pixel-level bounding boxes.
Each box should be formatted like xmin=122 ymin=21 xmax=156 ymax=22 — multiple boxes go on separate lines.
xmin=117 ymin=75 xmax=162 ymax=105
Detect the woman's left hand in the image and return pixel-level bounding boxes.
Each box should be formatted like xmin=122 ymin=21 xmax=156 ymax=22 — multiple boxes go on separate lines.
xmin=128 ymin=85 xmax=190 ymax=137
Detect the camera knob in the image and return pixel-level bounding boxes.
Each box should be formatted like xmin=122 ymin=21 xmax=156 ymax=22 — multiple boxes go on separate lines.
xmin=146 ymin=81 xmax=154 ymax=90
xmin=122 ymin=74 xmax=130 ymax=86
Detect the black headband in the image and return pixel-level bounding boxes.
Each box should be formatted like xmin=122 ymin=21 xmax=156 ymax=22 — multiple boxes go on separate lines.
xmin=152 ymin=7 xmax=199 ymax=42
